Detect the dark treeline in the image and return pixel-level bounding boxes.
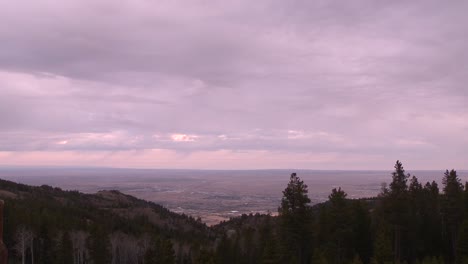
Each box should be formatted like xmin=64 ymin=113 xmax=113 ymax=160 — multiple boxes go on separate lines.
xmin=1 ymin=161 xmax=467 ymax=264
xmin=214 ymin=161 xmax=468 ymax=264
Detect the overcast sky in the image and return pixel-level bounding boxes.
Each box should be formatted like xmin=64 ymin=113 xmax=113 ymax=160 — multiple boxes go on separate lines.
xmin=0 ymin=0 xmax=467 ymax=170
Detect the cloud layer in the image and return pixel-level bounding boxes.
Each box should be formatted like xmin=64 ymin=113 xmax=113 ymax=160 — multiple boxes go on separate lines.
xmin=0 ymin=0 xmax=467 ymax=169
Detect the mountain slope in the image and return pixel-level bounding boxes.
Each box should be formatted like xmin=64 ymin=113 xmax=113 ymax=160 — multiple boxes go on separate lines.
xmin=0 ymin=178 xmax=214 ymax=263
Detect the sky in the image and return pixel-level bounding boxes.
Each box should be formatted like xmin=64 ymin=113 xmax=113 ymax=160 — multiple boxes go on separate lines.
xmin=0 ymin=0 xmax=467 ymax=170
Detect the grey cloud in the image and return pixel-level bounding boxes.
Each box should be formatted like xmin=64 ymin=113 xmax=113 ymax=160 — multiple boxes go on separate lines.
xmin=0 ymin=0 xmax=467 ymax=168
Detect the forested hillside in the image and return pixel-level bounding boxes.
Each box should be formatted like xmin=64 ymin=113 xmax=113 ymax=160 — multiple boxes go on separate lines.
xmin=213 ymin=161 xmax=468 ymax=264
xmin=1 ymin=161 xmax=467 ymax=264
xmin=0 ymin=179 xmax=212 ymax=263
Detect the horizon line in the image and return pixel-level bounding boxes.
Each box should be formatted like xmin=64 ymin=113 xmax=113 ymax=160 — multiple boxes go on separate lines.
xmin=0 ymin=165 xmax=466 ymax=172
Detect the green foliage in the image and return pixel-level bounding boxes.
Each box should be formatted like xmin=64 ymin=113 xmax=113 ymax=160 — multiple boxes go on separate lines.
xmin=57 ymin=231 xmax=73 ymax=263
xmin=379 ymin=160 xmax=412 ymax=263
xmin=1 ymin=162 xmax=468 ymax=264
xmin=350 ymin=254 xmax=363 ymax=264
xmin=390 ymin=160 xmax=410 ymax=196
xmin=278 ymin=173 xmax=313 ymax=264
xmin=351 ymin=201 xmax=372 ymax=263
xmin=317 ymin=187 xmax=356 ymax=263
xmin=194 ymin=248 xmax=215 ymax=264
xmin=0 ymin=177 xmax=211 ymax=264
xmin=88 ymin=225 xmax=110 ymax=264
xmin=442 ymin=169 xmax=464 ymax=262
xmin=312 ymin=249 xmax=329 ymax=264
xmin=36 ymin=224 xmax=54 ymax=264
xmin=464 ymin=182 xmax=468 ymax=214
xmin=145 ymin=238 xmax=176 ymax=264
xmin=373 ymin=223 xmax=392 ymax=264
xmin=457 ymin=220 xmax=468 ymax=263
xmin=279 ymin=173 xmax=311 ymax=216
xmin=260 ymin=218 xmax=281 ymax=264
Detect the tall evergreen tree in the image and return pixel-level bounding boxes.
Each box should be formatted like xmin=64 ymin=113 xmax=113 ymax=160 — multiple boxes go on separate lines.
xmin=457 ymin=219 xmax=468 ymax=264
xmin=259 ymin=216 xmax=280 ymax=264
xmin=408 ymin=176 xmax=424 ymax=261
xmin=57 ymin=231 xmax=73 ymax=264
xmin=261 ymin=237 xmax=280 ymax=264
xmin=351 ymin=201 xmax=372 ymax=264
xmin=278 ymin=173 xmax=313 ymax=264
xmin=387 ymin=160 xmax=411 ymax=263
xmin=464 ymin=182 xmax=468 ymax=214
xmin=325 ymin=188 xmax=353 ymax=264
xmin=372 ymin=223 xmax=393 ymax=264
xmin=215 ymin=234 xmax=234 ymax=264
xmin=420 ymin=181 xmax=443 ymax=259
xmin=87 ymin=225 xmax=110 ymax=264
xmin=390 ymin=161 xmax=410 ymax=195
xmin=442 ymin=169 xmax=464 ymax=262
xmin=194 ymin=248 xmax=215 ymax=264
xmin=145 ymin=237 xmax=176 ymax=264
xmin=36 ymin=225 xmax=54 ymax=264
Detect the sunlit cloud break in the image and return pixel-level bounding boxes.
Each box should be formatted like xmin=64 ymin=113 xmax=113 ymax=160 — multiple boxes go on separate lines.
xmin=171 ymin=134 xmax=199 ymax=142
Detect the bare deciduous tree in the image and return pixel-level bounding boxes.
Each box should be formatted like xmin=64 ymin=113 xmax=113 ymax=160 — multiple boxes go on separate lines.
xmin=70 ymin=230 xmax=89 ymax=264
xmin=110 ymin=232 xmax=139 ymax=264
xmin=138 ymin=234 xmax=151 ymax=264
xmin=13 ymin=226 xmax=34 ymax=264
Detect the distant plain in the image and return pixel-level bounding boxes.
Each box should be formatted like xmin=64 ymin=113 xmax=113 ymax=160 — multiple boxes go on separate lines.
xmin=1 ymin=168 xmax=466 ymax=225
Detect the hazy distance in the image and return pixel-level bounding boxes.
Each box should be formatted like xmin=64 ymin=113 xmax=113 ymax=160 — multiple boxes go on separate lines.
xmin=1 ymin=167 xmax=466 ymax=225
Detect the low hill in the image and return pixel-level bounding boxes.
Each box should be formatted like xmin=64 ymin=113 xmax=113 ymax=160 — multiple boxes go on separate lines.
xmin=0 ymin=178 xmax=214 ymax=263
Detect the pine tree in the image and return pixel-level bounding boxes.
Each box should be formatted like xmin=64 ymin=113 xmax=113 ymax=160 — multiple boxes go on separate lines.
xmin=37 ymin=225 xmax=54 ymax=264
xmin=329 ymin=187 xmax=347 ymax=206
xmin=260 ymin=218 xmax=281 ymax=264
xmin=215 ymin=234 xmax=233 ymax=264
xmin=373 ymin=223 xmax=393 ymax=264
xmin=352 ymin=201 xmax=372 ymax=264
xmin=261 ymin=237 xmax=281 ymax=264
xmin=194 ymin=248 xmax=215 ymax=264
xmin=390 ymin=161 xmax=410 ymax=196
xmin=387 ymin=160 xmax=411 ymax=263
xmin=145 ymin=238 xmax=176 ymax=264
xmin=408 ymin=176 xmax=424 ymax=261
xmin=57 ymin=231 xmax=73 ymax=264
xmin=442 ymin=169 xmax=464 ymax=262
xmin=278 ymin=173 xmax=313 ymax=264
xmin=464 ymin=182 xmax=468 ymax=214
xmin=87 ymin=225 xmax=110 ymax=264
xmin=326 ymin=188 xmax=353 ymax=263
xmin=457 ymin=219 xmax=468 ymax=264
xmin=419 ymin=181 xmax=442 ymax=259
